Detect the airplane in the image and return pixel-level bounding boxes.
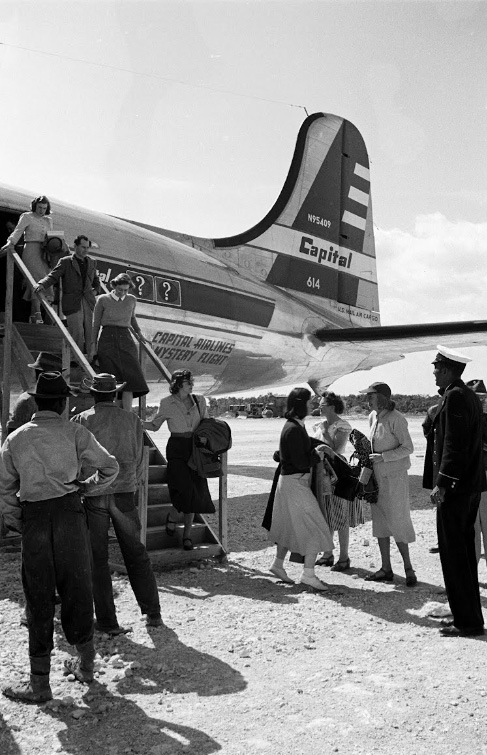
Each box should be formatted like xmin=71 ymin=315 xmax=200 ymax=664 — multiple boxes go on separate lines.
xmin=1 ymin=111 xmax=487 ymax=400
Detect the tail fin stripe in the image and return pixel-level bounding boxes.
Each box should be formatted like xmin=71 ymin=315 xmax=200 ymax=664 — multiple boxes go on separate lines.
xmin=354 ymin=164 xmax=370 ymax=181
xmin=342 ymin=211 xmax=367 ymax=231
xmin=348 ymin=186 xmax=369 ymax=206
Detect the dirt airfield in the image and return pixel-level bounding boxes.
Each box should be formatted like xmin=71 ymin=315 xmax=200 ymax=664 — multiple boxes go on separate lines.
xmin=1 ymin=415 xmax=487 ymax=755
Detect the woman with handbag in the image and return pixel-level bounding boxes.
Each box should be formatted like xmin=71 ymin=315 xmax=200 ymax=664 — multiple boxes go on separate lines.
xmin=268 ymin=388 xmax=333 ymax=590
xmin=360 ymin=382 xmax=417 ymax=586
xmin=143 ymin=369 xmax=214 ymax=550
xmin=313 ymin=392 xmax=354 ymax=571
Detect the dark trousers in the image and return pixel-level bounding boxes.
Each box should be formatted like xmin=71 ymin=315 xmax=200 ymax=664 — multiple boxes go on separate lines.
xmin=437 ymin=490 xmax=484 ymax=629
xmin=22 ymin=493 xmax=94 ymax=662
xmin=84 ymin=493 xmax=160 ymax=629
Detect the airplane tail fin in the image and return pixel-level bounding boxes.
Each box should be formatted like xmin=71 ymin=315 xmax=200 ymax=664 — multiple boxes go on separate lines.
xmin=211 ymin=113 xmax=380 ymax=327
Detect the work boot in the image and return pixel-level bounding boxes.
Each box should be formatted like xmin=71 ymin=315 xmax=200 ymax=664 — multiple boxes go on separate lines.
xmin=3 ymin=674 xmax=53 ymax=703
xmin=64 ymin=638 xmax=95 ymax=683
xmin=3 ymin=656 xmax=52 ymax=703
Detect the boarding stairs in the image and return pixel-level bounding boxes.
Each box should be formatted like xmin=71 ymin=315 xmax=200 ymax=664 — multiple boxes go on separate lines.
xmin=0 ymin=249 xmax=228 ymax=563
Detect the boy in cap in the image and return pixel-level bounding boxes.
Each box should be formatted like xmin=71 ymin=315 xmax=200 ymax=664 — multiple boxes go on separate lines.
xmin=72 ymin=373 xmax=162 ymax=633
xmin=423 ymin=346 xmax=486 ymax=637
xmin=0 ymin=372 xmax=119 ymax=702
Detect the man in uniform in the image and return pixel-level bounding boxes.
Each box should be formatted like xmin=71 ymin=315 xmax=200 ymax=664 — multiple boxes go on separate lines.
xmin=423 ymin=345 xmax=486 ymax=637
xmin=72 ymin=373 xmax=162 ymax=634
xmin=35 ymin=234 xmax=100 ymax=356
xmin=0 ymin=372 xmax=119 ymax=703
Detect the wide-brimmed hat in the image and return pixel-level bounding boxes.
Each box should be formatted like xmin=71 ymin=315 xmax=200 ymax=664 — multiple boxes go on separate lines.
xmin=28 ymin=371 xmax=75 ymax=398
xmin=86 ymin=373 xmax=126 ymax=393
xmin=359 ymin=382 xmax=392 ymax=399
xmin=27 ymin=351 xmax=62 ymax=371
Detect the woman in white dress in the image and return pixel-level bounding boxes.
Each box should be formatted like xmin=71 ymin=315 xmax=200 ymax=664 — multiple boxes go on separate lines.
xmin=314 ymin=392 xmax=354 ymax=571
xmin=268 ymin=388 xmax=333 ymax=591
xmin=360 ymin=382 xmax=417 ymax=586
xmin=1 ymin=196 xmax=53 ymax=323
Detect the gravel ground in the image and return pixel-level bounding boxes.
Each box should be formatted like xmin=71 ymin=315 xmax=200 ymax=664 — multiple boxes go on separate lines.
xmin=1 ymin=416 xmax=487 ymax=755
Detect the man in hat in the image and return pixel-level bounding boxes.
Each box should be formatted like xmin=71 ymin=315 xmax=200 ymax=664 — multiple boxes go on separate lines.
xmin=35 ymin=235 xmax=100 ymax=356
xmin=7 ymin=351 xmax=62 ymax=435
xmin=423 ymin=346 xmax=486 ymax=637
xmin=72 ymin=373 xmax=162 ymax=633
xmin=0 ymin=372 xmax=119 ymax=703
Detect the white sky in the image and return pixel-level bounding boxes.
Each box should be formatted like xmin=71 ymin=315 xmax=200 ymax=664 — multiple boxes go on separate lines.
xmin=1 ymin=0 xmax=486 ymax=395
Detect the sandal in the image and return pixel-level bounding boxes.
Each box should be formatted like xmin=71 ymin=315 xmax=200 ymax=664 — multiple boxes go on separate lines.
xmin=331 ymin=558 xmax=350 ymax=572
xmin=183 ymin=537 xmax=193 ymax=551
xmin=316 ymin=555 xmax=334 ymax=567
xmin=364 ymin=568 xmax=394 ymax=582
xmin=405 ymin=567 xmax=417 ymax=587
xmin=165 ymin=515 xmax=177 ymax=537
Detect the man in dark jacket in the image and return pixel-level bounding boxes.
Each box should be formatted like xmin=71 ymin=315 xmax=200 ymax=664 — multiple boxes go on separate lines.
xmin=35 ymin=235 xmax=99 ymax=355
xmin=423 ymin=345 xmax=486 ymax=637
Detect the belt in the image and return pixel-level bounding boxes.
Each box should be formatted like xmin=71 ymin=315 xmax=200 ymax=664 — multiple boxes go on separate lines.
xmin=171 ymin=432 xmax=193 ymax=438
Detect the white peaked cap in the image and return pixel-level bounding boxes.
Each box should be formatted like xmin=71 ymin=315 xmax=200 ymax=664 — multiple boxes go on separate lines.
xmin=433 ymin=344 xmax=472 ymax=365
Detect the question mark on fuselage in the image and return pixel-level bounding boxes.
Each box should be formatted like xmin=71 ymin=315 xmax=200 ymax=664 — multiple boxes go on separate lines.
xmin=162 ymin=281 xmax=171 ymax=300
xmin=134 ymin=275 xmax=144 ymax=297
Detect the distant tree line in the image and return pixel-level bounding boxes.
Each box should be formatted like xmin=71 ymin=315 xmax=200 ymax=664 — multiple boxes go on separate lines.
xmin=205 ymin=393 xmax=440 ymax=418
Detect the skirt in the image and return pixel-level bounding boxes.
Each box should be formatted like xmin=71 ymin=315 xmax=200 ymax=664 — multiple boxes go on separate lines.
xmin=371 ymin=463 xmax=415 ymax=543
xmin=97 ymin=326 xmax=149 ymax=397
xmin=268 ymin=472 xmax=333 ymax=555
xmin=166 ymin=436 xmax=215 ymax=514
xmin=22 ymin=242 xmax=53 ymax=302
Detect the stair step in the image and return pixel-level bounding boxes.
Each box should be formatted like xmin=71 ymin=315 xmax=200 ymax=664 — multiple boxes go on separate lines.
xmin=148 ymin=465 xmax=168 ymax=484
xmin=146 ymin=503 xmax=181 ymax=528
xmin=145 ymin=522 xmax=208 ymax=551
xmin=147 ymin=484 xmax=171 ymax=504
xmin=147 ymin=543 xmax=224 ymax=563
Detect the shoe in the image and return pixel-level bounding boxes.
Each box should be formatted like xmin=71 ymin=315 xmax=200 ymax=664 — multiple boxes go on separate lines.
xmin=300 ymin=574 xmax=328 ymax=591
xmin=3 ymin=675 xmax=52 ymax=703
xmin=440 ymin=618 xmax=454 ymax=627
xmin=183 ymin=538 xmax=193 ymax=551
xmin=269 ymin=564 xmax=294 ymax=584
xmin=405 ymin=568 xmax=417 ymax=587
xmin=364 ymin=568 xmax=394 ymax=582
xmin=429 ymin=546 xmax=440 ymax=554
xmin=64 ymin=638 xmax=95 ymax=683
xmin=63 ymin=657 xmax=93 ymax=683
xmin=440 ymin=625 xmax=485 ymax=637
xmin=29 ymin=314 xmax=43 ymax=325
xmin=20 ymin=610 xmax=28 ymax=627
xmin=146 ymin=614 xmax=164 ymax=628
xmin=165 ymin=515 xmax=177 ymax=537
xmin=94 ymin=622 xmax=132 ymax=636
xmin=316 ymin=555 xmax=334 ymax=567
xmin=331 ymin=558 xmax=351 ymax=572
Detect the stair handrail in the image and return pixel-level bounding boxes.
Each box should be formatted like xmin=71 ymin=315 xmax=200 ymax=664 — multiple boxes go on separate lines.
xmin=11 ymin=251 xmax=95 ymax=378
xmin=130 ymin=329 xmax=172 ymax=384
